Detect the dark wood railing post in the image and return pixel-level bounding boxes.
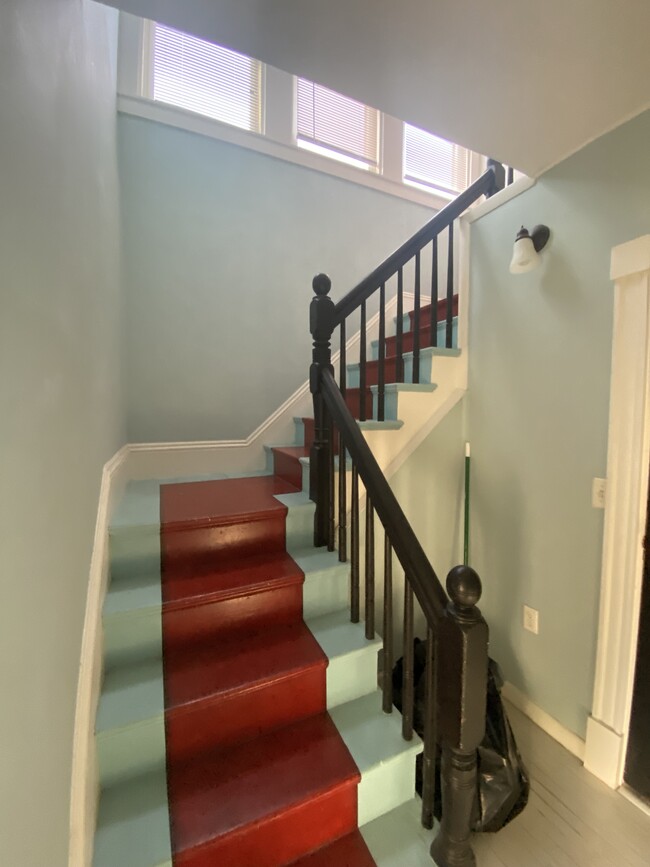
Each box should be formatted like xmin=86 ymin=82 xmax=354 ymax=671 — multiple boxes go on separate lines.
xmin=430 ymin=566 xmax=488 ymax=867
xmin=309 ymin=274 xmax=335 ymax=547
xmin=486 ymin=159 xmax=505 ymax=198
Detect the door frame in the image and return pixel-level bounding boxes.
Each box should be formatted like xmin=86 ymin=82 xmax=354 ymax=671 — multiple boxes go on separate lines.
xmin=584 ymin=235 xmax=650 ymax=788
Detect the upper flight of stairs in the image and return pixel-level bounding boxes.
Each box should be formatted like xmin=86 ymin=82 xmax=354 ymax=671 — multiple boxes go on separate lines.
xmin=92 ymin=296 xmax=459 ymax=866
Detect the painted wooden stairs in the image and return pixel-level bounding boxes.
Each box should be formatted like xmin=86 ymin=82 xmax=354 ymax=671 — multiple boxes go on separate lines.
xmin=93 ymin=299 xmax=459 ymax=866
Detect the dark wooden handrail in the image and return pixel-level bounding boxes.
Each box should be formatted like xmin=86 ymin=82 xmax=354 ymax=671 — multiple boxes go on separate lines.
xmin=333 ymin=163 xmax=502 ymax=324
xmin=308 ymin=162 xmax=502 ymax=863
xmin=320 ymin=368 xmax=448 ymax=625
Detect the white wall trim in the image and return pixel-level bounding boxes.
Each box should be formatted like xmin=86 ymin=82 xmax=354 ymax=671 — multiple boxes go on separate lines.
xmin=585 ymin=235 xmax=650 ymax=789
xmin=466 ymin=176 xmax=536 ymax=224
xmin=123 ymin=291 xmax=428 ymax=480
xmin=117 ymin=94 xmax=453 ymax=213
xmin=502 ymin=681 xmax=586 ymax=761
xmin=68 ymin=446 xmax=130 ymax=867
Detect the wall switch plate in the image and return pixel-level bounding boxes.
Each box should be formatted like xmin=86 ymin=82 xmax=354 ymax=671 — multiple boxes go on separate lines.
xmin=523 ymin=605 xmax=539 ymax=634
xmin=592 ymin=477 xmax=607 ymax=509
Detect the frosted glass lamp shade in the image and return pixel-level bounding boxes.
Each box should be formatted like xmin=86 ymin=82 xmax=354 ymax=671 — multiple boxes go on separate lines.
xmin=509 ymin=224 xmax=550 ymax=274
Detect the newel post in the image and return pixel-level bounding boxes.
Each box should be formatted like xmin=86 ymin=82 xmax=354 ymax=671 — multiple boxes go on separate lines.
xmin=486 ymin=159 xmax=505 ymax=197
xmin=430 ymin=566 xmax=489 ymax=867
xmin=309 ymin=274 xmax=335 ymax=547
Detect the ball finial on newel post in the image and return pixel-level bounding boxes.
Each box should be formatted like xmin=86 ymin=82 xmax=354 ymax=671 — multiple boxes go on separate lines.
xmin=446 ymin=564 xmax=482 ymax=613
xmin=312 ymin=273 xmax=332 ymax=296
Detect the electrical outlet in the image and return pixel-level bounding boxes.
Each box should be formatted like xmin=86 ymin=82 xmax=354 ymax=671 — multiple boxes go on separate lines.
xmin=523 ymin=605 xmax=539 ymax=634
xmin=592 ymin=477 xmax=607 ymax=509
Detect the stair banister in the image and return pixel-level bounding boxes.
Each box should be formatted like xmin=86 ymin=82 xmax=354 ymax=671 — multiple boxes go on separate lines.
xmin=307 ymin=162 xmax=503 ymax=864
xmin=314 ymin=334 xmax=489 ymax=867
xmin=320 ymin=365 xmax=447 ymax=621
xmin=332 ymin=162 xmax=504 ymax=325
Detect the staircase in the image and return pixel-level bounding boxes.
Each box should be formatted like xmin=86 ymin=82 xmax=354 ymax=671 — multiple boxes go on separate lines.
xmin=91 ymin=164 xmax=504 ymax=867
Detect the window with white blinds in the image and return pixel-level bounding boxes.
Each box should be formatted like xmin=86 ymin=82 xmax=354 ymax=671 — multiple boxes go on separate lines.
xmin=403 ymin=124 xmax=470 ymax=196
xmin=152 ymin=24 xmax=262 ymax=132
xmin=296 ymin=79 xmax=379 ymax=171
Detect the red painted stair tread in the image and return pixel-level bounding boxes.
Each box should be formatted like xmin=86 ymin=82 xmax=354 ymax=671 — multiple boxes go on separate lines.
xmin=161 ymin=475 xmax=299 ymax=530
xmin=161 ymin=550 xmax=305 ymax=645
xmin=287 ymin=831 xmax=377 ymax=866
xmin=161 ymin=475 xmax=300 ymax=566
xmin=384 ymin=323 xmax=445 ymax=358
xmin=161 ymin=549 xmax=303 ymax=605
xmin=406 ymin=294 xmax=458 ymax=328
xmin=168 ymin=713 xmax=360 ymax=866
xmin=272 ymin=445 xmax=309 ymax=489
xmin=164 ymin=623 xmax=327 ymax=756
xmin=301 ymin=417 xmax=315 ymax=451
xmin=345 ymin=387 xmax=373 ymax=420
xmin=164 ymin=622 xmax=326 ymax=708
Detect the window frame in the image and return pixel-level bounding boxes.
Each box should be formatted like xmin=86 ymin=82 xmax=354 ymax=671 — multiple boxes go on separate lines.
xmin=116 ymin=13 xmax=488 ymax=212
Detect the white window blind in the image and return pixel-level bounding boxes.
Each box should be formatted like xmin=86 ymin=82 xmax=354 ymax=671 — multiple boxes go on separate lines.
xmin=403 ymin=124 xmax=470 ymax=195
xmin=152 ymin=24 xmax=262 ymax=132
xmin=296 ymin=79 xmax=379 ymax=170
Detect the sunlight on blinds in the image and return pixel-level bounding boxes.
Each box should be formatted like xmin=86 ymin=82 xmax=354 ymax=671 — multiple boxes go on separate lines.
xmin=403 ymin=124 xmax=470 ymax=195
xmin=296 ymin=79 xmax=379 ymax=170
xmin=153 ymin=25 xmax=262 ymax=132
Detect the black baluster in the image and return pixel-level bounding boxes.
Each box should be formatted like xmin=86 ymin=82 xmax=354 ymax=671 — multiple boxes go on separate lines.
xmin=359 ymin=300 xmax=367 ymax=421
xmin=412 ymin=251 xmax=421 ymax=384
xmin=396 ymin=268 xmax=404 ymax=383
xmin=339 ymin=320 xmax=347 ymax=397
xmin=431 ymin=566 xmax=489 ymax=867
xmin=382 ymin=534 xmax=393 ymax=714
xmin=309 ymin=274 xmax=335 ymax=548
xmin=377 ymin=283 xmax=386 ymax=421
xmin=327 ymin=410 xmax=335 ymax=552
xmin=350 ymin=464 xmax=360 ymax=623
xmin=365 ymin=498 xmax=375 ymax=639
xmin=430 ymin=236 xmax=439 ymax=348
xmin=402 ymin=580 xmax=414 ymax=740
xmin=337 ymin=425 xmax=347 ymax=563
xmin=446 ymin=223 xmax=454 ymax=349
xmin=421 ymin=625 xmax=436 ymax=829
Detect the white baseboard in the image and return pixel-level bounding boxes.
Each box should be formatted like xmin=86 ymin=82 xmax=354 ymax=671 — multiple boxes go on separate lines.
xmin=122 ymin=292 xmax=427 ymax=481
xmin=501 ymin=681 xmax=586 ymax=762
xmin=68 ymin=446 xmax=129 ymax=867
xmin=583 ymin=715 xmax=625 ymax=788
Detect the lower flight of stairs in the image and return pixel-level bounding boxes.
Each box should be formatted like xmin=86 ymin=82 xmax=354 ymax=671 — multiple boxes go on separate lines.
xmin=93 ymin=296 xmax=459 ymax=866
xmin=94 ymin=468 xmax=420 ymax=866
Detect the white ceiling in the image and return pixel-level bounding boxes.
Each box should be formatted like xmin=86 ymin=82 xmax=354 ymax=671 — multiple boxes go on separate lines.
xmin=102 ymin=0 xmax=650 ymax=176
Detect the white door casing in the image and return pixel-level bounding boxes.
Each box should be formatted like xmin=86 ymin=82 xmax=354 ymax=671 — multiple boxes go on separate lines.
xmin=585 ymin=235 xmax=650 ymax=788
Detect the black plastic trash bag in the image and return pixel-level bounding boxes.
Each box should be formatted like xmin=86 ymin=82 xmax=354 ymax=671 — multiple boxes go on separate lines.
xmin=393 ymin=643 xmax=529 ymax=832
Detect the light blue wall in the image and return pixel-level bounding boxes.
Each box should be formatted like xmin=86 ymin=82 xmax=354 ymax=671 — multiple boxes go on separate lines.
xmin=118 ymin=116 xmax=435 ymax=443
xmin=0 ymin=2 xmax=124 ymax=864
xmin=466 ymin=110 xmax=650 ymax=737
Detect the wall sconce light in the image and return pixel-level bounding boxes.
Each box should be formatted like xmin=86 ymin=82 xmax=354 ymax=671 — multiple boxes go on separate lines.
xmin=509 ymin=224 xmax=550 ymax=274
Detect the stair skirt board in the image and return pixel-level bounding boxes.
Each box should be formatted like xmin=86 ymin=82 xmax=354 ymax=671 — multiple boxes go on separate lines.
xmin=95 ymin=475 xmax=422 ymax=867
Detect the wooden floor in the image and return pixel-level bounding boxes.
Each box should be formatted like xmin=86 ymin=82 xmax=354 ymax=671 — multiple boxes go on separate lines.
xmin=362 ymin=702 xmax=650 ymax=867
xmin=473 ymin=703 xmax=650 ymax=866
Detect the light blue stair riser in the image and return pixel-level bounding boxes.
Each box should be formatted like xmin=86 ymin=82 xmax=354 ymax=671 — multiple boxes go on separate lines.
xmin=291 ymin=549 xmax=350 ymax=620
xmin=97 ymin=716 xmax=166 ymax=790
xmin=278 ymin=493 xmax=315 ymax=548
xmin=104 ymin=607 xmax=162 ymax=671
xmin=96 ymin=654 xmax=167 ymax=790
xmin=109 ymin=527 xmax=160 ymax=581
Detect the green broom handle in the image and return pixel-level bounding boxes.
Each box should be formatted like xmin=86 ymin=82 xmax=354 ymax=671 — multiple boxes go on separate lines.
xmin=464 ymin=442 xmax=470 ymax=566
